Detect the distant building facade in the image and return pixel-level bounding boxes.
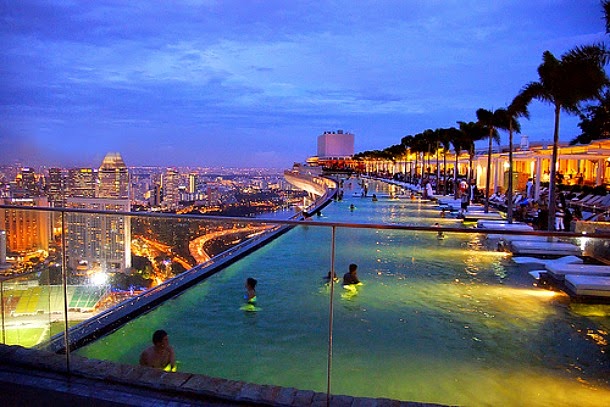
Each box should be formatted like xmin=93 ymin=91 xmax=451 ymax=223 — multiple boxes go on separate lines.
xmin=65 ymin=153 xmax=131 ymax=273
xmin=0 ymin=197 xmax=50 ymax=255
xmin=65 ymin=197 xmax=131 ymax=272
xmin=317 ymin=130 xmax=354 ymax=159
xmin=67 ymin=168 xmax=97 ymax=198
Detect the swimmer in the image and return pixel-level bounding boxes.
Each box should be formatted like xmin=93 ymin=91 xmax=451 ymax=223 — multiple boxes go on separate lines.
xmin=372 ymin=194 xmax=378 ymax=202
xmin=343 ymin=263 xmax=361 ymax=286
xmin=245 ymin=277 xmax=257 ymax=304
xmin=241 ymin=277 xmax=261 ymax=312
xmin=349 ymin=204 xmax=355 ymax=211
xmin=440 ymin=208 xmax=447 ymax=218
xmin=324 ymin=271 xmax=340 ymax=283
xmin=434 ymin=222 xmax=445 ymax=240
xmin=139 ymin=329 xmax=176 ymax=372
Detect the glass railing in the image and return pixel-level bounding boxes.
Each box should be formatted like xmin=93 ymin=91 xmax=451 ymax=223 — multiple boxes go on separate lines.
xmin=1 ymin=203 xmax=610 ymax=406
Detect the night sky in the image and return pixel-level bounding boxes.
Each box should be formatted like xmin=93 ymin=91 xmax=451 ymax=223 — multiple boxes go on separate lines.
xmin=1 ymin=1 xmax=606 ymax=168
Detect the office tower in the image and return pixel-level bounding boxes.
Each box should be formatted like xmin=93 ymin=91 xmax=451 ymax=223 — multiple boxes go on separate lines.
xmin=65 ymin=153 xmax=131 ymax=273
xmin=161 ymin=168 xmax=180 ymax=208
xmin=47 ymin=167 xmax=66 ymax=208
xmin=65 ymin=198 xmax=131 ymax=272
xmin=98 ymin=152 xmax=130 ymax=199
xmin=188 ymin=173 xmax=197 ymax=194
xmin=317 ymin=129 xmax=355 ymax=158
xmin=18 ymin=167 xmax=40 ymax=196
xmin=0 ymin=197 xmax=50 ymax=255
xmin=67 ymin=168 xmax=97 ymax=198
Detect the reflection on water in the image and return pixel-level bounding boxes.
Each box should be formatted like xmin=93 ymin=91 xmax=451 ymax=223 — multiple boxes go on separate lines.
xmin=76 ymin=178 xmax=610 ymax=406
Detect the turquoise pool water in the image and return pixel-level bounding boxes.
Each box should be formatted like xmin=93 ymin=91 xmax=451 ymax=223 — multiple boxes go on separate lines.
xmin=76 ymin=178 xmax=610 ymax=406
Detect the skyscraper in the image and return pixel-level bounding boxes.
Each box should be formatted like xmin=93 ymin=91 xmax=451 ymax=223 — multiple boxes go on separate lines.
xmin=67 ymin=168 xmax=97 ymax=198
xmin=47 ymin=167 xmax=66 ymax=208
xmin=98 ymin=152 xmax=130 ymax=199
xmin=65 ymin=153 xmax=131 ymax=273
xmin=162 ymin=168 xmax=180 ymax=208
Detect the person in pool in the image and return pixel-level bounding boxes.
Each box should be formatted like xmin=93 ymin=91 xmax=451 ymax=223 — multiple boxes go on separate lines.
xmin=343 ymin=263 xmax=361 ymax=286
xmin=324 ymin=270 xmax=340 ymax=283
xmin=245 ymin=277 xmax=257 ymax=304
xmin=139 ymin=329 xmax=176 ymax=372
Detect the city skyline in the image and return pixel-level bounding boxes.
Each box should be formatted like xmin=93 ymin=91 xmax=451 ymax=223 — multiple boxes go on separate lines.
xmin=1 ymin=1 xmax=606 ymax=169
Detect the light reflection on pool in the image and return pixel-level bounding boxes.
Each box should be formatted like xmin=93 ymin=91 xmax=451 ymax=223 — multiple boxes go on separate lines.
xmin=76 ymin=178 xmax=610 ymax=406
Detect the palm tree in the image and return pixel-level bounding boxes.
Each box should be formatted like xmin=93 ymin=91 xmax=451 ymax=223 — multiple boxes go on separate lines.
xmin=476 ymin=108 xmax=509 ymax=213
xmin=503 ymin=94 xmax=530 ymax=223
xmin=520 ymin=45 xmax=609 ymax=230
xmin=455 ymin=121 xmax=485 ymax=189
xmin=437 ymin=127 xmax=457 ymax=195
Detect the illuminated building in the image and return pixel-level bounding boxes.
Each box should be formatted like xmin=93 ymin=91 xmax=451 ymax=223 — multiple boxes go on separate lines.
xmin=98 ymin=152 xmax=129 ymax=199
xmin=317 ymin=129 xmax=354 ymax=159
xmin=65 ymin=153 xmax=131 ymax=273
xmin=162 ymin=168 xmax=180 ymax=208
xmin=65 ymin=197 xmax=131 ymax=272
xmin=67 ymin=168 xmax=97 ymax=198
xmin=0 ymin=197 xmax=50 ymax=255
xmin=188 ymin=173 xmax=197 ymax=194
xmin=47 ymin=167 xmax=66 ymax=208
xmin=17 ymin=167 xmax=41 ymax=197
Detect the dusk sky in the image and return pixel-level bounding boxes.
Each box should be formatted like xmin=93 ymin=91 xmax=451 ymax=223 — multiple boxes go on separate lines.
xmin=1 ymin=1 xmax=607 ymax=169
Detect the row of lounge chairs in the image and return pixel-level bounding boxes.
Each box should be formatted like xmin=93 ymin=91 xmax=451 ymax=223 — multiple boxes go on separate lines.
xmin=568 ymin=192 xmax=610 ymax=212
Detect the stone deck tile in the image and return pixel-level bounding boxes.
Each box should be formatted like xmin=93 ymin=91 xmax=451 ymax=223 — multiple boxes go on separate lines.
xmin=274 ymin=386 xmax=297 ymax=405
xmin=292 ymin=389 xmax=315 ymax=406
xmin=257 ymin=384 xmax=283 ymax=405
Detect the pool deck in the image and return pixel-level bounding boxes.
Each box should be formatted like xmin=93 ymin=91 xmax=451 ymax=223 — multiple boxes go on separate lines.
xmin=0 ymin=344 xmax=444 ymax=407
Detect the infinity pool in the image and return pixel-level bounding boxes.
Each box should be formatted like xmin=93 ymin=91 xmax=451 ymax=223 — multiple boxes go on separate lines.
xmin=76 ymin=178 xmax=610 ymax=406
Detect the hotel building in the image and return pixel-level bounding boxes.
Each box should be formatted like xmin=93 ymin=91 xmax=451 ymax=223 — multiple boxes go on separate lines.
xmin=65 ymin=153 xmax=131 ymax=273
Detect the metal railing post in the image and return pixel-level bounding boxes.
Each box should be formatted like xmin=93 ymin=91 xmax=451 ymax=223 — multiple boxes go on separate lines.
xmin=1 ymin=279 xmax=5 ymax=344
xmin=326 ymin=225 xmax=336 ymax=406
xmin=61 ymin=211 xmax=71 ymax=373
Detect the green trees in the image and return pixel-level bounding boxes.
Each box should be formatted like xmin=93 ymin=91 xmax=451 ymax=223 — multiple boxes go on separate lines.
xmin=519 ymin=46 xmax=608 ymax=229
xmin=503 ymin=94 xmax=529 ymax=223
xmin=476 ymin=108 xmax=509 ymax=213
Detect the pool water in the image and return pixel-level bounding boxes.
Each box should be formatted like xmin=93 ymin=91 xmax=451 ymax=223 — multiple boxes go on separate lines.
xmin=76 ymin=178 xmax=610 ymax=406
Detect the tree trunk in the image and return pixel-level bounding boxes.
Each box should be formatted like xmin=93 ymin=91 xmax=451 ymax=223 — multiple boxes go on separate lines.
xmin=454 ymin=153 xmax=459 ymax=198
xmin=547 ymin=104 xmax=561 ymax=232
xmin=507 ymin=123 xmax=514 ymax=223
xmin=484 ymin=130 xmax=493 ymax=213
xmin=443 ymin=152 xmax=447 ymax=195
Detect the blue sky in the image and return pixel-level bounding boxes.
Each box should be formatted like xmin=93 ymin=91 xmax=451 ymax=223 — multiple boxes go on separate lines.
xmin=0 ymin=0 xmax=606 ymax=168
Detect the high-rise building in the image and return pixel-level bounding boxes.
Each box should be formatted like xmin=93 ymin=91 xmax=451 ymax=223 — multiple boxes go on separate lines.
xmin=67 ymin=168 xmax=97 ymax=198
xmin=65 ymin=198 xmax=131 ymax=272
xmin=17 ymin=167 xmax=40 ymax=197
xmin=65 ymin=153 xmax=131 ymax=273
xmin=47 ymin=167 xmax=66 ymax=208
xmin=0 ymin=197 xmax=50 ymax=255
xmin=98 ymin=152 xmax=130 ymax=199
xmin=317 ymin=129 xmax=355 ymax=158
xmin=162 ymin=168 xmax=180 ymax=208
xmin=188 ymin=173 xmax=197 ymax=194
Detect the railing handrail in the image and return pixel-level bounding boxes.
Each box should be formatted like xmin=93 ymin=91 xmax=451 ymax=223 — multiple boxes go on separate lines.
xmin=2 ymin=204 xmax=610 ymax=239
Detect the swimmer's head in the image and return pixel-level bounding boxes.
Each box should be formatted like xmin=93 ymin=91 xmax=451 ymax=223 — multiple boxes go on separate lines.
xmin=152 ymin=329 xmax=168 ymax=345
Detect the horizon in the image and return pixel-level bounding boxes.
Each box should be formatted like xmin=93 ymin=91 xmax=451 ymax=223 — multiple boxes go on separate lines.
xmin=1 ymin=1 xmax=606 ymax=169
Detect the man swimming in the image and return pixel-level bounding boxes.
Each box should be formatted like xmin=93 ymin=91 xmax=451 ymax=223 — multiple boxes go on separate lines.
xmin=139 ymin=329 xmax=176 ymax=371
